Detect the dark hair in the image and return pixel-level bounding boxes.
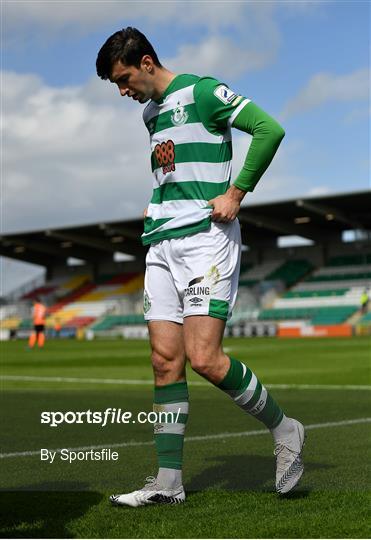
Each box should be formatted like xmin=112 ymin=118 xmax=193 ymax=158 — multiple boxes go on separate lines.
xmin=96 ymin=27 xmax=162 ymax=80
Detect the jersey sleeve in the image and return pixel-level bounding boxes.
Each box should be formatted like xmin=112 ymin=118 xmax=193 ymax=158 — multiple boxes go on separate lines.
xmin=193 ymin=77 xmax=250 ymax=134
xmin=232 ymin=102 xmax=285 ymax=192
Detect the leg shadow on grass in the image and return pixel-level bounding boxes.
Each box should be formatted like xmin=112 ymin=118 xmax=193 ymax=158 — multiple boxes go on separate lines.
xmin=186 ymin=454 xmax=275 ymax=493
xmin=186 ymin=454 xmax=330 ymax=496
xmin=0 ymin=482 xmax=103 ymax=539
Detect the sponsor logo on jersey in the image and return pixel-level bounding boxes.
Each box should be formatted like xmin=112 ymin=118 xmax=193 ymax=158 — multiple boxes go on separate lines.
xmin=214 ymin=85 xmax=237 ymax=105
xmin=185 ymin=266 xmax=220 ymax=299
xmin=184 ymin=286 xmax=210 ymax=297
xmin=188 ymin=276 xmax=204 ymax=287
xmin=154 ymin=139 xmax=176 ymax=174
xmin=171 ymin=102 xmax=189 ymax=126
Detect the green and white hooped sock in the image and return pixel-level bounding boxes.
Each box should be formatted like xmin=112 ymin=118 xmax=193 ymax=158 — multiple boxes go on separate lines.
xmin=218 ymin=357 xmax=284 ymax=430
xmin=153 ymin=381 xmax=189 ymax=489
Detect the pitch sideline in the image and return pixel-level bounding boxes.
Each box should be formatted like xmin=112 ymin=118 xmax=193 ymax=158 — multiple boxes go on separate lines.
xmin=2 ymin=375 xmax=370 ymax=391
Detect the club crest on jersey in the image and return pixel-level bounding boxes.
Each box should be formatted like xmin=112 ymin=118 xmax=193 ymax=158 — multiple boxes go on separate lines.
xmin=214 ymin=85 xmax=237 ymax=105
xmin=171 ymin=102 xmax=188 ymax=126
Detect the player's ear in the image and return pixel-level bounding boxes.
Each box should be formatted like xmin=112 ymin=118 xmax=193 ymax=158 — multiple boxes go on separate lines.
xmin=141 ymin=55 xmax=154 ymax=73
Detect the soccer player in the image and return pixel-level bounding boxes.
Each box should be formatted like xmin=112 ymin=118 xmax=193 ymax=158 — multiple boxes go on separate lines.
xmin=28 ymin=297 xmax=46 ymax=348
xmin=96 ymin=27 xmax=305 ymax=506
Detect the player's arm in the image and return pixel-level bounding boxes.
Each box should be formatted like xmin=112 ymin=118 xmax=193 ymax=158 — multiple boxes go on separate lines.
xmin=194 ymin=78 xmax=285 ymax=221
xmin=232 ymin=102 xmax=285 ymax=195
xmin=211 ymin=103 xmax=285 ymax=221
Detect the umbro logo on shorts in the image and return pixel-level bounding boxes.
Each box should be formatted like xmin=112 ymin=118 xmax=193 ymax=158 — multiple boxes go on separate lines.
xmin=189 ymin=296 xmax=203 ymax=307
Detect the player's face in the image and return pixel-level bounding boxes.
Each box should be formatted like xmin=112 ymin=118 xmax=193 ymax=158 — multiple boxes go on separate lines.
xmin=110 ymin=59 xmax=154 ymax=104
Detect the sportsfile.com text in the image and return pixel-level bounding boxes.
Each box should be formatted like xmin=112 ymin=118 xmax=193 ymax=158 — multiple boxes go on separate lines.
xmin=40 ymin=408 xmax=181 ymax=427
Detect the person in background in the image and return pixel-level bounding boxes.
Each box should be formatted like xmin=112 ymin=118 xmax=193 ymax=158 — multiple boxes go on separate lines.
xmin=361 ymin=289 xmax=369 ymax=314
xmin=28 ymin=298 xmax=47 ymax=348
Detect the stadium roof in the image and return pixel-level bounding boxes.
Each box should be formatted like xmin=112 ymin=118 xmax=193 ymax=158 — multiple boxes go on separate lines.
xmin=1 ymin=190 xmax=370 ymax=268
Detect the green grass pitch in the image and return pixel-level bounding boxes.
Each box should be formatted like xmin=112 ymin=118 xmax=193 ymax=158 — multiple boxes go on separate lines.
xmin=1 ymin=336 xmax=370 ymax=538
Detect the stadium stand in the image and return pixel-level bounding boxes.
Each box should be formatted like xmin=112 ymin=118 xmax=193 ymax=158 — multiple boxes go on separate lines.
xmin=259 ymin=306 xmax=358 ymax=324
xmin=239 ymin=260 xmax=283 ymax=287
xmin=0 ymin=317 xmax=21 ymax=330
xmin=22 ymin=274 xmax=91 ymax=301
xmin=1 ymin=191 xmax=370 ymax=338
xmin=359 ymin=312 xmax=371 ymax=324
xmin=266 ymin=259 xmax=313 ymax=287
xmin=91 ymin=314 xmax=145 ymax=332
xmin=258 ymin=253 xmax=371 ymax=325
xmin=47 ymin=273 xmax=144 ymax=328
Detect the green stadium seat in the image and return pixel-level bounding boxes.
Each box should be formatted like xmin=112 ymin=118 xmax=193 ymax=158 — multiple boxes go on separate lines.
xmin=266 ymin=259 xmax=313 ymax=287
xmin=326 ymin=254 xmax=371 ymax=266
xmin=283 ymin=289 xmax=349 ymax=298
xmin=91 ymin=313 xmax=145 ymax=331
xmin=258 ymin=305 xmax=359 ymax=324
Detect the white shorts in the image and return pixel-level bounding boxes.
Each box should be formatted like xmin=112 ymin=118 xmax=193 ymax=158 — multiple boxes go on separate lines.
xmin=144 ymin=220 xmax=241 ymax=323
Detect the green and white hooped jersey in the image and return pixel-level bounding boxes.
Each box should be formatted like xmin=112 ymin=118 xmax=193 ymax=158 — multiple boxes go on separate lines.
xmin=141 ymin=74 xmax=250 ymax=246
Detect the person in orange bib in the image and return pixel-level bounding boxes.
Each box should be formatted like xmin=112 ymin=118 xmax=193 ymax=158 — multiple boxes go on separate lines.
xmin=29 ymin=298 xmax=47 ymax=348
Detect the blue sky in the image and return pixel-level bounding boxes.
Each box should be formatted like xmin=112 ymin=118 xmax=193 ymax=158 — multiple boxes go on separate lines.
xmin=2 ymin=1 xmax=370 ymax=293
xmin=6 ymin=4 xmax=368 ymax=85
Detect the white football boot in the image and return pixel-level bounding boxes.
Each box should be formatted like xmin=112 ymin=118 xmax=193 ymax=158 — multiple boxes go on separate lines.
xmin=274 ymin=418 xmax=305 ymax=494
xmin=110 ymin=476 xmax=185 ymax=507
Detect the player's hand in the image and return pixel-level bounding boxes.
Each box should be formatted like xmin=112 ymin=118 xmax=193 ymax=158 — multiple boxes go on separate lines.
xmin=143 ymin=207 xmax=148 ymax=218
xmin=208 ymin=186 xmax=246 ymax=223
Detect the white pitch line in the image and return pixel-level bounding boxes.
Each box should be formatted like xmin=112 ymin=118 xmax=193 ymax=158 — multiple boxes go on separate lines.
xmin=1 ymin=417 xmax=370 ymax=459
xmin=1 ymin=375 xmax=370 ymax=391
xmin=264 ymin=383 xmax=371 ymax=391
xmin=0 ymin=375 xmax=204 ymax=387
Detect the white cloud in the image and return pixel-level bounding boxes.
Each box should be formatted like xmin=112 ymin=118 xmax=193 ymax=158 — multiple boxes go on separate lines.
xmin=306 ymin=186 xmax=331 ymax=197
xmin=344 ymin=105 xmax=371 ymax=125
xmin=2 ymin=9 xmax=284 ymax=236
xmin=166 ymin=36 xmax=272 ymax=79
xmin=3 ymin=71 xmax=152 ymax=233
xmin=3 ymin=1 xmax=178 ymax=33
xmin=3 ymin=1 xmax=273 ymax=35
xmin=282 ymin=68 xmax=369 ymax=119
xmin=3 ymin=2 xmax=283 ymax=83
xmin=3 ymin=1 xmax=285 ymax=77
xmin=3 ymin=68 xmax=331 ymax=236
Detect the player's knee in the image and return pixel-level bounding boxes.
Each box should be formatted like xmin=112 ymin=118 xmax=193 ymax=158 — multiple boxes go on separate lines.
xmin=188 ymin=350 xmax=214 ymax=377
xmin=151 ymin=350 xmax=174 ymax=378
